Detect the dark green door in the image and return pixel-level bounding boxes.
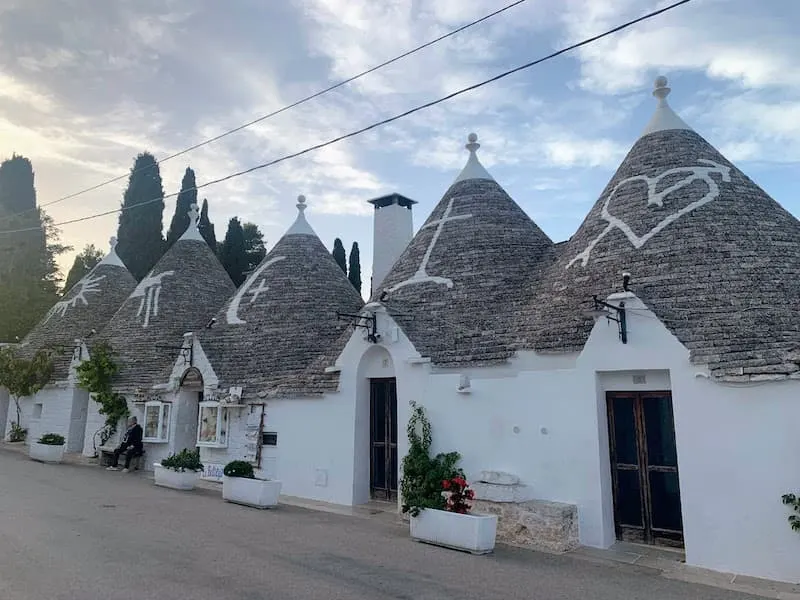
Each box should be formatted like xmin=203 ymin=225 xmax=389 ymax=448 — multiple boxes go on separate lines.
xmin=370 ymin=378 xmax=397 ymax=501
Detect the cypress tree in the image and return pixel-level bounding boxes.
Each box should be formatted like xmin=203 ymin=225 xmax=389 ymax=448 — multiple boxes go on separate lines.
xmin=198 ymin=198 xmax=217 ymax=250
xmin=332 ymin=238 xmax=347 ymax=274
xmin=63 ymin=244 xmax=104 ymax=293
xmin=242 ymin=222 xmax=266 ymax=274
xmin=116 ymin=152 xmax=165 ymax=281
xmin=0 ymin=154 xmax=37 ymax=213
xmin=219 ymin=217 xmax=248 ymax=287
xmin=165 ymin=167 xmax=197 ymax=248
xmin=348 ymin=242 xmax=361 ymax=294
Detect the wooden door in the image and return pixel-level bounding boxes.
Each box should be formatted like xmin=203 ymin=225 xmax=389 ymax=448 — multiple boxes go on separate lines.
xmin=370 ymin=378 xmax=398 ymax=501
xmin=607 ymin=391 xmax=683 ymax=546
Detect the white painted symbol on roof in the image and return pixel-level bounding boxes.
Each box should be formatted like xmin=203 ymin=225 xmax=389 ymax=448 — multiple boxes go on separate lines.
xmin=386 ymin=197 xmax=472 ymax=292
xmin=131 ymin=270 xmax=175 ymax=328
xmin=44 ymin=274 xmax=107 ymax=321
xmin=567 ymin=159 xmax=732 ymax=269
xmin=226 ymin=256 xmax=287 ymax=325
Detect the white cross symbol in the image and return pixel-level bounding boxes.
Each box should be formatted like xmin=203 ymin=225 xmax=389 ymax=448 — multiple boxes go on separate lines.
xmin=248 ymin=279 xmax=269 ymax=304
xmin=387 ymin=197 xmax=472 ymax=292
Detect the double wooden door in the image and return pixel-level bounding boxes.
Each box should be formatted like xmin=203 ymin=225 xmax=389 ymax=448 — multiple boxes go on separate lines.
xmin=370 ymin=378 xmax=398 ymax=501
xmin=607 ymin=391 xmax=683 ymax=546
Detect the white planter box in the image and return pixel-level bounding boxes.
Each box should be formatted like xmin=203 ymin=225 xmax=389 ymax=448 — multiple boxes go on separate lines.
xmin=410 ymin=508 xmax=498 ymax=555
xmin=222 ymin=476 xmax=282 ymax=509
xmin=29 ymin=442 xmax=65 ymax=464
xmin=153 ymin=463 xmax=201 ymax=490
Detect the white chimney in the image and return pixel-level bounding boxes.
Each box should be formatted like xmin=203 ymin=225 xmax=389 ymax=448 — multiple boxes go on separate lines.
xmin=368 ymin=193 xmax=416 ymax=296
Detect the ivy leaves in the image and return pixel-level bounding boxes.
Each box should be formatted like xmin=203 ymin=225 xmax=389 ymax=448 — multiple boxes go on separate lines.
xmin=781 ymin=493 xmax=800 ymax=532
xmin=75 ymin=343 xmax=129 ymax=431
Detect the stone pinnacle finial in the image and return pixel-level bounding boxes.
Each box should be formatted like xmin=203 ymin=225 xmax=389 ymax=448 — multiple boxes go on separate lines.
xmin=188 ymin=203 xmax=200 ymax=226
xmin=466 ymin=132 xmax=480 ymax=153
xmin=296 ymin=194 xmax=307 ymax=214
xmin=653 ymin=75 xmax=671 ymax=101
xmin=109 ymin=236 xmax=117 ymax=252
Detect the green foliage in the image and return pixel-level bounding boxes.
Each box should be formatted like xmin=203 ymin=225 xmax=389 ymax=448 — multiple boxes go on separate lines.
xmin=198 ymin=198 xmax=217 ymax=250
xmin=348 ymin=242 xmax=361 ymax=294
xmin=165 ymin=167 xmax=197 ymax=248
xmin=400 ymin=401 xmax=463 ymax=517
xmin=8 ymin=423 xmax=26 ymax=442
xmin=0 ymin=346 xmax=54 ymax=437
xmin=243 ymin=222 xmax=266 ymax=274
xmin=219 ymin=217 xmax=248 ymax=286
xmin=63 ymin=244 xmax=104 ymax=293
xmin=116 ymin=152 xmax=166 ymax=281
xmin=332 ymin=238 xmax=347 ymax=274
xmin=37 ymin=432 xmax=65 ymax=446
xmin=781 ymin=493 xmax=800 ymax=532
xmin=75 ymin=343 xmax=129 ymax=431
xmin=161 ymin=448 xmax=203 ymax=472
xmin=224 ymin=460 xmax=255 ymax=479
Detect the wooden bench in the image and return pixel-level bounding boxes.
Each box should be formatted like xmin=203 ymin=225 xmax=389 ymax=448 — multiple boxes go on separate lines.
xmin=98 ymin=445 xmax=146 ymax=471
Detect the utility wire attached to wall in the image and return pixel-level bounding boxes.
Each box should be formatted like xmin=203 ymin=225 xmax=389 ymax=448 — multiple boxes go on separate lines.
xmin=0 ymin=0 xmax=694 ymax=237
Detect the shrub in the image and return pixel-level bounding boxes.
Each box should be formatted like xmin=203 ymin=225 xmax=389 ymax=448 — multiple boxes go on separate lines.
xmin=223 ymin=460 xmax=255 ymax=479
xmin=160 ymin=448 xmax=203 ymax=473
xmin=8 ymin=423 xmax=27 ymax=443
xmin=442 ymin=476 xmax=475 ymax=514
xmin=37 ymin=433 xmax=65 ymax=446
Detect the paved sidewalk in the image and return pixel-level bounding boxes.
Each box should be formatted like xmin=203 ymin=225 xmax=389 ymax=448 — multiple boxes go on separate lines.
xmin=5 ymin=443 xmax=798 ymax=599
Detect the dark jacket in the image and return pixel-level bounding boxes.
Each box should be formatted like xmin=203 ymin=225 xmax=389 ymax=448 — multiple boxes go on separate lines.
xmin=122 ymin=424 xmax=143 ymax=450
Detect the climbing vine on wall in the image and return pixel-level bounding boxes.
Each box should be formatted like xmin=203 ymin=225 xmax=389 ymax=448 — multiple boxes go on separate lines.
xmin=399 ymin=401 xmax=464 ymax=517
xmin=781 ymin=493 xmax=800 ymax=532
xmin=75 ymin=343 xmax=129 ymax=432
xmin=0 ymin=346 xmax=54 ymax=439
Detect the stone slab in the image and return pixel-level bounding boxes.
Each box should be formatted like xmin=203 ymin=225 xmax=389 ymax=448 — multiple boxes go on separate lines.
xmin=472 ymin=481 xmax=534 ymax=503
xmin=474 ymin=498 xmax=578 ymax=553
xmin=477 ymin=470 xmax=520 ymax=485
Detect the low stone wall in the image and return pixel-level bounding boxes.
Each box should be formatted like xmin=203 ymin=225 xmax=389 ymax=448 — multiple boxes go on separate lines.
xmin=473 ymin=498 xmax=579 ymax=553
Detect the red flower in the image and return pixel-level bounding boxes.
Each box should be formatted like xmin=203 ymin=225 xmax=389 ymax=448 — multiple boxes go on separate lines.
xmin=466 ymin=490 xmax=475 ymax=499
xmin=442 ymin=479 xmax=451 ymax=489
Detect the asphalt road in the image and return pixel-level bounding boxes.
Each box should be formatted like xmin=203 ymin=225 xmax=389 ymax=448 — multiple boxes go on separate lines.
xmin=0 ymin=449 xmax=758 ymax=600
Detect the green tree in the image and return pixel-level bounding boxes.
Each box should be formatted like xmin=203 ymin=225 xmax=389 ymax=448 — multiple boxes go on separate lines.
xmin=165 ymin=167 xmax=197 ymax=248
xmin=198 ymin=198 xmax=216 ymax=250
xmin=0 ymin=156 xmax=69 ymax=342
xmin=348 ymin=242 xmax=361 ymax=294
xmin=332 ymin=238 xmax=347 ymax=274
xmin=243 ymin=222 xmax=266 ymax=274
xmin=219 ymin=217 xmax=248 ymax=286
xmin=63 ymin=244 xmax=104 ymax=293
xmin=116 ymin=152 xmax=165 ymax=281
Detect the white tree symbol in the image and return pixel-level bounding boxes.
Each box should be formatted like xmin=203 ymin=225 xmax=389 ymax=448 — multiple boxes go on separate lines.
xmin=131 ymin=271 xmax=175 ymax=328
xmin=567 ymin=159 xmax=732 ymax=268
xmin=44 ymin=274 xmax=107 ymax=322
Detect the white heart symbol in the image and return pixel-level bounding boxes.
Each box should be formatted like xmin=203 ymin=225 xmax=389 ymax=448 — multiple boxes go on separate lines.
xmin=568 ymin=159 xmax=731 ymax=268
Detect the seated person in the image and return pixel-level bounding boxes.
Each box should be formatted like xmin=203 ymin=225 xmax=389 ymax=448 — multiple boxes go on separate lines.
xmin=106 ymin=416 xmax=143 ymax=473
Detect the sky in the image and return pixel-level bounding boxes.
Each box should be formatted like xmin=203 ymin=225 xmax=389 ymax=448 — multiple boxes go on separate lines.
xmin=0 ymin=0 xmax=797 ymax=298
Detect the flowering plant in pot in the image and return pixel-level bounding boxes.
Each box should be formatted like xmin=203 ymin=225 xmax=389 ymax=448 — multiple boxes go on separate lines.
xmin=403 ymin=402 xmax=497 ymax=554
xmin=30 ymin=432 xmax=66 ymax=463
xmin=154 ymin=448 xmax=203 ymax=491
xmin=222 ymin=459 xmax=282 ymax=509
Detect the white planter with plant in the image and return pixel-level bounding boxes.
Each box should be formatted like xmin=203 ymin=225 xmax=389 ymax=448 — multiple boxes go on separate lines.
xmin=153 ymin=449 xmax=203 ymax=491
xmin=222 ymin=460 xmax=281 ymax=508
xmin=30 ymin=433 xmax=66 ymax=463
xmin=401 ymin=402 xmax=498 ymax=555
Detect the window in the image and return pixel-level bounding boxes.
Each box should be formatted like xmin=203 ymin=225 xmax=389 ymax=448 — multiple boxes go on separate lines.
xmin=143 ymin=401 xmax=171 ymax=442
xmin=32 ymin=404 xmax=43 ymax=420
xmin=197 ymin=401 xmax=228 ymax=448
xmin=262 ymin=432 xmax=278 ymax=446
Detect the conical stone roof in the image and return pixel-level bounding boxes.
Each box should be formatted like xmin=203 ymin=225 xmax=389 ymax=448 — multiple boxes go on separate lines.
xmin=98 ymin=205 xmax=235 ymax=393
xmin=521 ymin=77 xmax=800 ymax=380
xmin=17 ymin=237 xmax=137 ymax=382
xmin=197 ymin=195 xmax=364 ymax=399
xmin=373 ymin=134 xmax=555 ymax=366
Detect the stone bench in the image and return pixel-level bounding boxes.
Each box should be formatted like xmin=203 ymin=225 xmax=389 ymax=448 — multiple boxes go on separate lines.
xmin=98 ymin=445 xmax=146 ymax=471
xmin=472 ymin=471 xmax=579 ymax=553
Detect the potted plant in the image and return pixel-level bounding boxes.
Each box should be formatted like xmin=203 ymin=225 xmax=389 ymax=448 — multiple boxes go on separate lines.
xmin=401 ymin=402 xmax=498 ymax=555
xmin=30 ymin=433 xmax=66 ymax=463
xmin=222 ymin=460 xmax=282 ymax=509
xmin=153 ymin=448 xmax=203 ymax=490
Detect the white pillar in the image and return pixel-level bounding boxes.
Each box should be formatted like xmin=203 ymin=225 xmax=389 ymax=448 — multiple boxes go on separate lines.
xmin=368 ymin=193 xmax=416 ymax=297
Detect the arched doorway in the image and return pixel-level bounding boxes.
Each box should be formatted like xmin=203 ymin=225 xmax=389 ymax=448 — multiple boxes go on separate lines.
xmin=173 ymin=367 xmax=203 ymax=452
xmin=355 ymin=346 xmax=397 ymax=503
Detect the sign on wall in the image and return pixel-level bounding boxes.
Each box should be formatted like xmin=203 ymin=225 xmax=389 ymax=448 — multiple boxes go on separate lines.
xmin=201 ymin=463 xmax=224 ymax=482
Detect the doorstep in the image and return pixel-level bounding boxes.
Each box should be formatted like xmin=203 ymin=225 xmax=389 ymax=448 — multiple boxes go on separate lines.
xmin=568 ymin=542 xmax=800 ymax=600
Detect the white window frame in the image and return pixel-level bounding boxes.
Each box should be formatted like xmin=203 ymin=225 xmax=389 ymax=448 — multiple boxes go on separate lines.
xmin=142 ymin=400 xmax=171 ymax=443
xmin=196 ymin=401 xmax=229 ymax=448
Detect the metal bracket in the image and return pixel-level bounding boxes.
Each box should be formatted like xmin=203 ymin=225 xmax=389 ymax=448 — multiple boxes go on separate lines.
xmin=337 ymin=311 xmax=379 ymax=343
xmin=591 ymin=295 xmax=628 ymax=344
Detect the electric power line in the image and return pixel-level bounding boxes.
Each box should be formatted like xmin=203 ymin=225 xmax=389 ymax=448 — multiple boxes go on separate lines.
xmin=0 ymin=0 xmax=693 ymax=237
xmin=0 ymin=0 xmax=528 ymax=225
